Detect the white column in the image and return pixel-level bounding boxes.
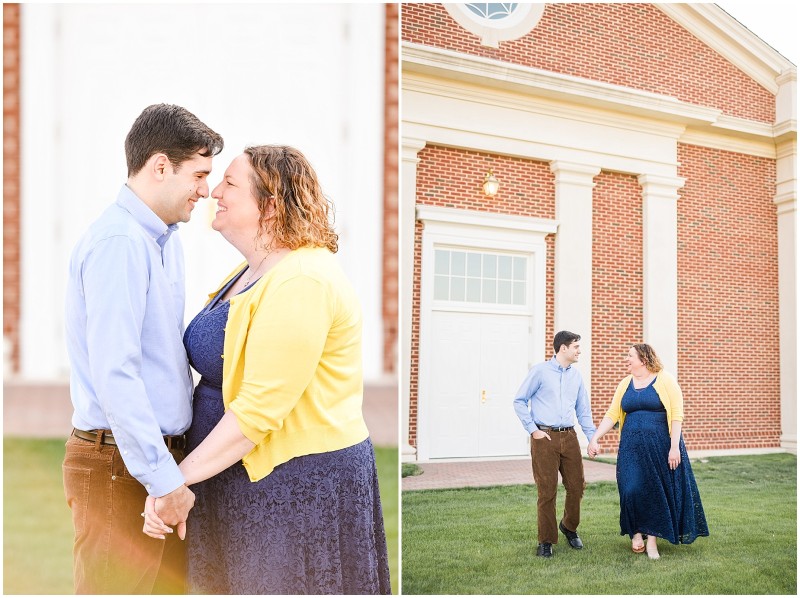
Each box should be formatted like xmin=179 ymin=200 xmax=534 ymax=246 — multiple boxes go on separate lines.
xmin=548 ymin=161 xmax=600 ymax=447
xmin=20 ymin=4 xmax=65 ymax=379
xmin=775 ymin=140 xmax=797 ymax=452
xmin=638 ymin=174 xmax=685 ymax=376
xmin=400 ymin=138 xmax=426 ymax=461
xmin=550 ymin=161 xmax=600 ymax=420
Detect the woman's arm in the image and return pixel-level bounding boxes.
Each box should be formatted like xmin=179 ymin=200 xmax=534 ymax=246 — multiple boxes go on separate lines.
xmin=142 ymin=411 xmax=255 ymax=539
xmin=179 ymin=410 xmax=256 ymax=486
xmin=668 ymin=420 xmax=682 ymax=470
xmin=587 ymin=416 xmax=616 ymax=457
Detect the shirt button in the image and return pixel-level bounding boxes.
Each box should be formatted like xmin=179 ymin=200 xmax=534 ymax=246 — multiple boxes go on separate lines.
xmin=146 ymin=484 xmax=152 ymax=491
xmin=111 ymin=475 xmax=116 ymax=480
xmin=123 ymin=450 xmax=128 ymax=455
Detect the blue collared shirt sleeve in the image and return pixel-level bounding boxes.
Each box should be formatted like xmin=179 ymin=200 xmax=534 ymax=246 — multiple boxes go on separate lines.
xmin=574 ymin=376 xmax=596 ymax=442
xmin=513 ymin=366 xmax=541 ymax=435
xmin=82 ymin=236 xmax=184 ymax=497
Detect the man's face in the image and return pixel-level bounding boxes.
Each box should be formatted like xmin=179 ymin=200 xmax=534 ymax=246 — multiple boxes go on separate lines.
xmin=157 ymin=152 xmax=213 ymax=225
xmin=562 ymin=341 xmax=581 ymax=364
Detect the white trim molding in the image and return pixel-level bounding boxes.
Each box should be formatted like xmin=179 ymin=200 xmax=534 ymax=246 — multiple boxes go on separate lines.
xmin=414 ymin=206 xmax=557 ymax=461
xmin=400 ymin=138 xmax=427 ymax=461
xmin=443 ymin=3 xmax=545 ymax=49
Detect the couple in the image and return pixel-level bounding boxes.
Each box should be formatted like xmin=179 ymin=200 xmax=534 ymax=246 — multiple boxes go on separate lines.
xmin=513 ymin=331 xmax=709 ymax=560
xmin=62 ymin=104 xmax=391 ymax=595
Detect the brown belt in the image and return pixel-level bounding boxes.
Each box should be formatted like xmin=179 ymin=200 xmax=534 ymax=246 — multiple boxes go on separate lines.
xmin=73 ymin=428 xmax=187 ymax=451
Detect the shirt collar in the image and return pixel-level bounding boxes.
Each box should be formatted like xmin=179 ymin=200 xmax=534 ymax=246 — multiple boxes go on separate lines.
xmin=116 ymin=185 xmax=179 ymax=246
xmin=549 ymin=355 xmax=572 ymax=371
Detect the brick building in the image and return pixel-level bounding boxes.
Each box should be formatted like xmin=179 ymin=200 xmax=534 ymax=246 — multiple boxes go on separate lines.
xmin=400 ymin=3 xmax=796 ymax=461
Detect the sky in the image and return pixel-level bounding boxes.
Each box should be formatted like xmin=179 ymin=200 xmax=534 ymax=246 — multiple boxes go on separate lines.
xmin=715 ymin=1 xmax=798 ymax=64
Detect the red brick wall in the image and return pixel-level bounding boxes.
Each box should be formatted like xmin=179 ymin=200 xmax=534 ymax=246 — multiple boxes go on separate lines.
xmin=676 ymin=144 xmax=780 ymax=450
xmin=591 ymin=171 xmax=644 ymax=449
xmin=408 ymin=145 xmax=556 ymax=446
xmin=3 ymin=4 xmax=21 ymax=373
xmin=383 ymin=3 xmax=399 ymax=374
xmin=401 ymin=3 xmax=774 ymax=123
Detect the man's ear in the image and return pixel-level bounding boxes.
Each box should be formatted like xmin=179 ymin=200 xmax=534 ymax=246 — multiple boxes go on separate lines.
xmin=150 ymin=153 xmax=170 ymax=181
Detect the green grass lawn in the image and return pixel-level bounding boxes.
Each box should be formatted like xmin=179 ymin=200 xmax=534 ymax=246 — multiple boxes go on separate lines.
xmin=3 ymin=437 xmax=399 ymax=595
xmin=402 ymin=454 xmax=797 ymax=595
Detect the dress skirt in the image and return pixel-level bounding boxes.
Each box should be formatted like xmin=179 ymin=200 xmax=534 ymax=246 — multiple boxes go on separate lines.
xmin=616 ymin=381 xmax=709 ymax=545
xmin=186 ymin=383 xmax=391 ymax=595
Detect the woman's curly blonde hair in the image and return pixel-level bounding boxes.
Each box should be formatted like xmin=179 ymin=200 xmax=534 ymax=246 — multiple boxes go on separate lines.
xmin=244 ymin=145 xmax=338 ymax=253
xmin=632 ymin=343 xmax=663 ymax=373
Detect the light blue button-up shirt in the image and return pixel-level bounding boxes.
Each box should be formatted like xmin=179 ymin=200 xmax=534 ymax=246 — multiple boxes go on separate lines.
xmin=65 ymin=185 xmax=193 ymax=497
xmin=513 ymin=356 xmax=596 ymax=441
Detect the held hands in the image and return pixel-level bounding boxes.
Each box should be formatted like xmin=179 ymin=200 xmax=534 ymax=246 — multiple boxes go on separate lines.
xmin=587 ymin=439 xmax=600 ymax=459
xmin=531 ymin=430 xmax=551 ymax=441
xmin=142 ymin=484 xmax=195 ymax=540
xmin=668 ymin=447 xmax=681 ymax=470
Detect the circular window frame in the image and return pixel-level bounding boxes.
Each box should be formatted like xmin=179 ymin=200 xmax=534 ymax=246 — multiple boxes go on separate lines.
xmin=444 ymin=3 xmax=546 ymax=48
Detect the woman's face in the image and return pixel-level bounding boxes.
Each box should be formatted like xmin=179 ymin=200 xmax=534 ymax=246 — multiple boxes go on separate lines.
xmin=210 ymin=154 xmax=263 ymax=239
xmin=626 ymin=347 xmax=644 ymax=371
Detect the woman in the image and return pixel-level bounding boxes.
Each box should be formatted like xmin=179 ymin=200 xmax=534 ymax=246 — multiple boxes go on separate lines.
xmin=588 ymin=343 xmax=708 ymax=560
xmin=143 ymin=145 xmax=391 ymax=594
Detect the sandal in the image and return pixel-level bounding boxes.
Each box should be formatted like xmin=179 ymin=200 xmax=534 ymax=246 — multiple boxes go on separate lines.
xmin=631 ymin=534 xmax=645 ymax=553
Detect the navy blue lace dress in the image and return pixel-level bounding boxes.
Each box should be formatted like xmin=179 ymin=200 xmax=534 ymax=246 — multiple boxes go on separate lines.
xmin=183 ymin=270 xmax=391 ymax=594
xmin=616 ymin=377 xmax=709 ymax=544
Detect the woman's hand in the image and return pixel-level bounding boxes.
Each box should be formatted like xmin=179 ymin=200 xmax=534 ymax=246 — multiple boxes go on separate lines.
xmin=142 ymin=494 xmax=174 ymax=540
xmin=668 ymin=447 xmax=681 ymax=470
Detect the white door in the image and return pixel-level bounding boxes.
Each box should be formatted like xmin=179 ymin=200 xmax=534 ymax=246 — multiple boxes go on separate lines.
xmin=428 ymin=310 xmax=531 ymax=459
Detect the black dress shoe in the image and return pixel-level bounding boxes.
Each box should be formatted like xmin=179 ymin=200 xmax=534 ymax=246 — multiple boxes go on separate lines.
xmin=536 ymin=542 xmax=553 ymax=558
xmin=559 ymin=521 xmax=584 ymax=549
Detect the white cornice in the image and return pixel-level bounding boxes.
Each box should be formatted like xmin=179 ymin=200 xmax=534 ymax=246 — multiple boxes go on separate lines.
xmin=416 ymin=204 xmax=559 ymax=235
xmin=657 ymin=4 xmax=795 ymax=94
xmin=403 ymin=42 xmax=722 ymax=127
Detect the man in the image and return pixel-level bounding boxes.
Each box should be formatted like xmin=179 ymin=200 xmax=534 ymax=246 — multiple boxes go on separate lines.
xmin=63 ymin=104 xmax=223 ymax=594
xmin=513 ymin=330 xmax=596 ymax=558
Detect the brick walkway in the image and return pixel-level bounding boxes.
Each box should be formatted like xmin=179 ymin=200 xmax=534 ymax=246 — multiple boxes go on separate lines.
xmin=402 ymin=457 xmax=617 ymax=491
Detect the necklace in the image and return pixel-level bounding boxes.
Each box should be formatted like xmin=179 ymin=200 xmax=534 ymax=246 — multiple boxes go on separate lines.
xmin=242 ymin=254 xmax=269 ymax=288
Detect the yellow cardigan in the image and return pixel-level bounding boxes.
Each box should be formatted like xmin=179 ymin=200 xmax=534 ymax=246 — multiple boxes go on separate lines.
xmin=211 ymin=246 xmax=369 ymax=482
xmin=604 ymin=371 xmax=684 ymax=437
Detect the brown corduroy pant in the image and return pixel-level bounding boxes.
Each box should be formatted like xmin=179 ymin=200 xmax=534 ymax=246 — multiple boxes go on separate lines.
xmin=530 ymin=429 xmax=586 ymax=544
xmin=62 ymin=432 xmax=187 ymax=594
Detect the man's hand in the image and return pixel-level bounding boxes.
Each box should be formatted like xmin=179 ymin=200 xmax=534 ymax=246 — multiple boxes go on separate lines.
xmin=531 ymin=430 xmax=551 ymax=441
xmin=144 ymin=484 xmax=194 ymax=540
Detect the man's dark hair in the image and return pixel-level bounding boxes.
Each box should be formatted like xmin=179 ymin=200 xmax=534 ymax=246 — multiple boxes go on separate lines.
xmin=553 ymin=330 xmax=581 ymax=354
xmin=124 ymin=104 xmax=224 ymax=177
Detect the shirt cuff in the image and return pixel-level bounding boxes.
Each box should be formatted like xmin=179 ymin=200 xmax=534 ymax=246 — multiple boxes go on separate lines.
xmin=137 ymin=456 xmax=185 ymax=497
xmin=526 ymin=423 xmax=539 ymax=435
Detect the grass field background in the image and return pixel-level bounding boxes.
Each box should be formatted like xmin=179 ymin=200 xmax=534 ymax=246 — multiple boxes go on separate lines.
xmin=3 ymin=437 xmax=399 ymax=595
xmin=402 ymin=454 xmax=796 ymax=595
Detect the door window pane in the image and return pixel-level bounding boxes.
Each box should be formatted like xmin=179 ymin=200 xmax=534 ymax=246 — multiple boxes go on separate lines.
xmin=434 ymin=275 xmax=449 ymax=300
xmin=451 ymin=251 xmax=466 ymax=276
xmin=466 ymin=278 xmax=481 ymax=302
xmin=435 ymin=249 xmax=450 ymax=275
xmin=451 ymin=276 xmax=466 ymax=301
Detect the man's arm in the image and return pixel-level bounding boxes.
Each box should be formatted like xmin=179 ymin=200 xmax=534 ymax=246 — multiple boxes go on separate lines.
xmin=512 ymin=367 xmax=541 ymax=435
xmin=82 ymin=236 xmax=185 ymax=498
xmin=574 ymin=378 xmax=596 ymax=442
